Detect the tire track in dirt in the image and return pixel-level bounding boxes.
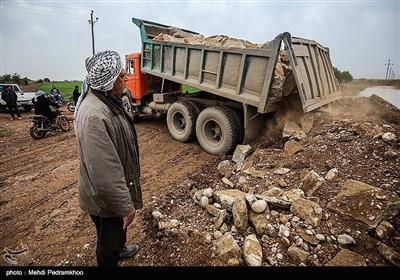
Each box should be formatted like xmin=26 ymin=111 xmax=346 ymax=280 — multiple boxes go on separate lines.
xmin=134 ymin=115 xmax=217 ymax=202
xmin=0 ymin=112 xmax=77 ymax=179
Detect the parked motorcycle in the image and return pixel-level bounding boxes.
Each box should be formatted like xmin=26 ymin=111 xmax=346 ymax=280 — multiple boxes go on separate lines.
xmin=67 ymin=100 xmax=76 ymax=112
xmin=28 ymin=109 xmax=70 ymax=139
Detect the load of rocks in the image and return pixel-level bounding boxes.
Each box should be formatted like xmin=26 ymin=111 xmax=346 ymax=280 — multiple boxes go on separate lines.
xmin=153 ymin=26 xmax=293 ymax=103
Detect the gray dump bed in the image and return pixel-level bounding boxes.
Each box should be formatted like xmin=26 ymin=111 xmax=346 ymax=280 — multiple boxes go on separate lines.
xmin=132 ymin=17 xmax=342 ymax=115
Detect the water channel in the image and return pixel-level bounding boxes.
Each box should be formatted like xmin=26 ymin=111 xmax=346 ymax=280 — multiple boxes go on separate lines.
xmin=358 ymin=86 xmax=400 ymax=109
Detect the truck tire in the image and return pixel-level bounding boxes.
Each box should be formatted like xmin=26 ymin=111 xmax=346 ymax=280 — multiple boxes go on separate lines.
xmin=166 ymin=101 xmax=197 ymax=142
xmin=186 ymin=100 xmax=204 ymax=116
xmin=221 ymin=106 xmax=244 ymax=144
xmin=196 ymin=106 xmax=241 ymax=155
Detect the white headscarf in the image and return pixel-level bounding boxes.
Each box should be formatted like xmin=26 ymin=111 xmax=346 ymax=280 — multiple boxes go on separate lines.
xmin=34 ymin=90 xmax=45 ymax=102
xmin=85 ymin=50 xmax=122 ymax=91
xmin=74 ymin=50 xmax=123 ymax=122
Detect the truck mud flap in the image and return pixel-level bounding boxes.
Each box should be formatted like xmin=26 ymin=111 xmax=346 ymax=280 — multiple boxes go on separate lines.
xmin=242 ymin=104 xmax=264 ymax=145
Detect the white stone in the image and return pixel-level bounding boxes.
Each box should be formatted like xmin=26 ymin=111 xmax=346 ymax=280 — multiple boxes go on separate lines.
xmin=152 ymin=210 xmax=162 ymax=219
xmin=382 ymin=132 xmax=396 ymax=141
xmin=199 ymin=196 xmax=209 ymax=208
xmin=251 ymin=199 xmax=267 ymax=213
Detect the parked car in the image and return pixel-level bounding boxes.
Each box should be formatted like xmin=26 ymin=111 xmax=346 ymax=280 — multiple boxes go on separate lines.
xmin=0 ymin=84 xmax=35 ymax=112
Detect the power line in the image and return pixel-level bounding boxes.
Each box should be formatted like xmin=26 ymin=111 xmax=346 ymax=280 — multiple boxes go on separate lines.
xmin=1 ymin=7 xmax=88 ymax=21
xmin=388 ymin=66 xmax=395 ymax=80
xmin=1 ymin=2 xmax=87 ymax=18
xmin=341 ymin=59 xmax=399 ymax=67
xmin=1 ymin=2 xmax=135 ymax=29
xmin=1 ymin=0 xmax=89 ymax=13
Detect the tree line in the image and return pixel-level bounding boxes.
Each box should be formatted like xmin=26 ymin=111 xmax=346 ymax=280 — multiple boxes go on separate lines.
xmin=333 ymin=67 xmax=353 ymax=83
xmin=0 ymin=73 xmax=50 ymax=84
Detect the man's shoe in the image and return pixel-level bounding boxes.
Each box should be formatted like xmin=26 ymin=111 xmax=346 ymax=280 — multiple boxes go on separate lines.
xmin=119 ymin=244 xmax=139 ymax=260
xmin=18 ymin=117 xmax=22 ymax=120
xmin=10 ymin=118 xmax=14 ymax=120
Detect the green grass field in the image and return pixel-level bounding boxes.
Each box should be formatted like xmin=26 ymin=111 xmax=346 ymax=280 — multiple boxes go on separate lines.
xmin=39 ymin=82 xmax=81 ymax=100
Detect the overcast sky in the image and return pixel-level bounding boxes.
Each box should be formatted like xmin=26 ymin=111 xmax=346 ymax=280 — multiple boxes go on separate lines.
xmin=1 ymin=0 xmax=399 ymax=82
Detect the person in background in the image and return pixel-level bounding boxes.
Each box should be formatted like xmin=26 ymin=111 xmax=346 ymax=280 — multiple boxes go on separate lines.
xmin=49 ymin=85 xmax=62 ymax=104
xmin=32 ymin=90 xmax=60 ymax=121
xmin=72 ymin=85 xmax=80 ymax=103
xmin=74 ymin=50 xmax=142 ymax=267
xmin=1 ymin=85 xmax=22 ymax=120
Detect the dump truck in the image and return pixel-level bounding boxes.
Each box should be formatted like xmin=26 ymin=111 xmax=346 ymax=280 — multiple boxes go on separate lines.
xmin=125 ymin=17 xmax=342 ymax=155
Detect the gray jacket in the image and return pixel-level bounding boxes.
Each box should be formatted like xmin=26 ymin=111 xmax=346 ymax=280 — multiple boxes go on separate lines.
xmin=75 ymin=90 xmax=142 ymax=218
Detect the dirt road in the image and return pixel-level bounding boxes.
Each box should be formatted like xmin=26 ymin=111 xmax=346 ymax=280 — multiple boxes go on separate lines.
xmin=0 ymin=108 xmax=219 ymax=267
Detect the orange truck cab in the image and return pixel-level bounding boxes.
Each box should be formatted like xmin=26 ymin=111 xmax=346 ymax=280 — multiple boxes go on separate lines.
xmin=125 ymin=52 xmax=181 ymax=106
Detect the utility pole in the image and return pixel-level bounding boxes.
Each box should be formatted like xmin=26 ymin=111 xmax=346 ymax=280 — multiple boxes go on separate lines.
xmin=389 ymin=67 xmax=396 ymax=80
xmin=385 ymin=59 xmax=393 ymax=80
xmin=89 ymin=10 xmax=98 ymax=55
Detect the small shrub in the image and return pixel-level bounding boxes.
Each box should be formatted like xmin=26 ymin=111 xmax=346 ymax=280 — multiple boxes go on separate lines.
xmin=0 ymin=128 xmax=11 ymax=137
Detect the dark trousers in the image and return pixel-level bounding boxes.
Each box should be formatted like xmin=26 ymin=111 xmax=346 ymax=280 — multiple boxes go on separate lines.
xmin=90 ymin=215 xmax=126 ymax=267
xmin=45 ymin=111 xmax=60 ymax=121
xmin=7 ymin=105 xmax=21 ymax=118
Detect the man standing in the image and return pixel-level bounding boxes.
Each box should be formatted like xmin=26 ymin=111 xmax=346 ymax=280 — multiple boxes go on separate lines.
xmin=72 ymin=85 xmax=80 ymax=103
xmin=1 ymin=85 xmax=22 ymax=120
xmin=74 ymin=50 xmax=142 ymax=267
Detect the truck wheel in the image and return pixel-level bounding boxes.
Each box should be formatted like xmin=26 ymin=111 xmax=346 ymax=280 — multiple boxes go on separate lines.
xmin=167 ymin=101 xmax=197 ymax=142
xmin=30 ymin=123 xmax=46 ymax=139
xmin=186 ymin=100 xmax=204 ymax=116
xmin=196 ymin=106 xmax=241 ymax=155
xmin=221 ymin=106 xmax=244 ymax=144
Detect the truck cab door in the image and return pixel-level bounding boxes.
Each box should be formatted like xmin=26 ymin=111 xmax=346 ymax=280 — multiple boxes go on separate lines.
xmin=126 ymin=52 xmax=147 ymax=105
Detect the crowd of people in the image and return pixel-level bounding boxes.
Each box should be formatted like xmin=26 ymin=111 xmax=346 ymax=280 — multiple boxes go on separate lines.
xmin=1 ymin=84 xmax=82 ymax=121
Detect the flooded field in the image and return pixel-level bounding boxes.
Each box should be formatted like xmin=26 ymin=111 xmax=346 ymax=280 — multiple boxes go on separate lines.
xmin=358 ymin=86 xmax=400 ymax=108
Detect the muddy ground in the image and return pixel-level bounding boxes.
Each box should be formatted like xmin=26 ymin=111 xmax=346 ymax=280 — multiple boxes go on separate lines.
xmin=0 ymin=80 xmax=399 ymax=276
